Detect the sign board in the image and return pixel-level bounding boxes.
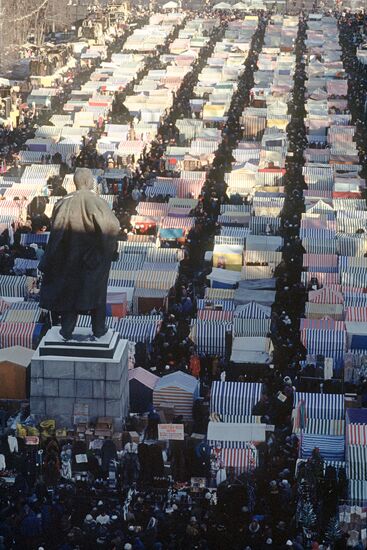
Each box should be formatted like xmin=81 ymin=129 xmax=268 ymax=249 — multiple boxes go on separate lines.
xmin=158 ymin=424 xmax=184 ymax=441
xmin=25 ymin=436 xmax=39 ymax=445
xmin=75 ymin=454 xmax=88 ymax=464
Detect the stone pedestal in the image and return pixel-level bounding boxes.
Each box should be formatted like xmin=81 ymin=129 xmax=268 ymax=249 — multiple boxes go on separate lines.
xmin=30 ymin=328 xmax=129 ymax=428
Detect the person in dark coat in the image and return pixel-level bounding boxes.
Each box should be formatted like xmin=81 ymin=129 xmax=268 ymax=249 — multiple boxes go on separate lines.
xmin=39 ymin=168 xmax=120 ymax=339
xmin=101 ymin=439 xmax=117 ymax=474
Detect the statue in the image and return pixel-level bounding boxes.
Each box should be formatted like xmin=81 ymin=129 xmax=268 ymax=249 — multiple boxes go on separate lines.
xmin=39 ymin=168 xmax=120 ymax=340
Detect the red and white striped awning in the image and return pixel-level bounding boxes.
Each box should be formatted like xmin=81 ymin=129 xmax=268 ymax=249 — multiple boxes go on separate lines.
xmin=220 ymin=447 xmax=258 ymax=473
xmin=347 ymin=424 xmax=367 ymax=446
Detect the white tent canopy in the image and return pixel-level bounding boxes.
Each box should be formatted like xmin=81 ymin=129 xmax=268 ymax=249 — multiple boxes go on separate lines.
xmin=163 ymin=1 xmax=178 ymax=8
xmin=213 ymin=2 xmax=232 ymax=9
xmin=207 ymin=421 xmax=267 ymax=443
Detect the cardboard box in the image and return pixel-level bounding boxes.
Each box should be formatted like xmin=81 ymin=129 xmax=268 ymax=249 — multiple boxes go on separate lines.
xmin=96 ymin=416 xmax=113 ymax=430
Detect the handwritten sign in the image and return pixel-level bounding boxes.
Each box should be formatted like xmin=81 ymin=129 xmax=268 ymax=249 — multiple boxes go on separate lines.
xmin=158 ymin=424 xmax=184 ymax=441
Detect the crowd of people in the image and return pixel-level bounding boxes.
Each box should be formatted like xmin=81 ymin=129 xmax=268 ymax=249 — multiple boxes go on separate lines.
xmin=0 ymin=5 xmax=367 ymax=550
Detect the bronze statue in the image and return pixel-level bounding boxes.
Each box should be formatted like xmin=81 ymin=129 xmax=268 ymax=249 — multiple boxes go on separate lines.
xmin=39 ymin=168 xmax=120 ymax=340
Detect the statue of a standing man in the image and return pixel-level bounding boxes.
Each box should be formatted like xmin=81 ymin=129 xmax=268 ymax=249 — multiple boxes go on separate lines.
xmin=39 ymin=168 xmax=120 ymax=340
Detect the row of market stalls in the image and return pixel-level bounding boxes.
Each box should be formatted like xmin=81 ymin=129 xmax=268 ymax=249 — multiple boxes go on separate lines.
xmin=195 ymin=15 xmax=298 ymax=371
xmin=296 ymin=14 xmax=367 ymax=505
xmin=197 ymin=15 xmax=299 ymax=473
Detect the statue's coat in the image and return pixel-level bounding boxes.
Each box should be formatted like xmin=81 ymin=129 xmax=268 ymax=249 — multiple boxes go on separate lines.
xmin=39 ymin=189 xmax=120 ymax=312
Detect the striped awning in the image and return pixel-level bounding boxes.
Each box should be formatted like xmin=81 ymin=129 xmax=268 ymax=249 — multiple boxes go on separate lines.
xmin=234 ymin=302 xmax=272 ymax=319
xmin=210 ymin=381 xmax=262 ymax=416
xmin=303 ymin=253 xmax=338 ymax=273
xmin=219 ymin=447 xmax=258 ymax=473
xmin=300 ymin=318 xmax=345 ymax=331
xmin=250 ymin=216 xmax=281 ymax=235
xmin=336 ymin=234 xmax=367 ymax=257
xmin=76 ymin=316 xmax=118 ymax=329
xmin=302 ymin=272 xmax=340 ymax=286
xmin=0 ymin=322 xmax=43 ymax=349
xmin=20 ymin=233 xmax=50 ymax=246
xmin=304 ymin=418 xmax=345 ymax=436
xmin=233 ymin=317 xmax=271 ymax=337
xmin=114 ymin=318 xmax=161 ymax=343
xmin=348 ymin=480 xmax=367 ymax=503
xmin=21 ymin=164 xmax=60 ymax=184
xmin=345 ymin=308 xmax=367 ymax=322
xmin=301 ymin=328 xmax=346 ymax=361
xmin=190 ymin=320 xmax=232 ymax=356
xmin=13 ymin=259 xmax=39 ymax=275
xmin=347 ymin=424 xmax=367 ymax=446
xmin=136 ymin=202 xmax=169 ymax=217
xmin=205 ymin=288 xmax=235 ymax=300
xmin=347 ymin=446 xmax=367 ymax=480
xmin=300 ymin=228 xmax=336 ymax=240
xmin=300 ymin=434 xmax=345 ymax=461
xmin=294 ymin=392 xmax=344 ymax=420
xmin=1 ymin=303 xmax=41 ymax=323
xmin=0 ymin=275 xmax=31 ymax=298
xmin=308 ymin=287 xmax=344 ymax=304
xmin=136 ymin=270 xmax=177 ymax=290
xmin=153 ymin=372 xmax=199 ymax=420
xmin=197 ymin=309 xmax=234 ymax=322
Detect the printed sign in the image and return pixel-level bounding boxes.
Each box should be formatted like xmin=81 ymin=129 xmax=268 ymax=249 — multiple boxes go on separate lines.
xmin=158 ymin=424 xmax=184 ymax=441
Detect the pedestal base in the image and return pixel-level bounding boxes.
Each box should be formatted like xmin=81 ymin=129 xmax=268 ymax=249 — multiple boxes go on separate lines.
xmin=41 ymin=327 xmax=119 ymax=359
xmin=30 ymin=329 xmax=129 ymax=428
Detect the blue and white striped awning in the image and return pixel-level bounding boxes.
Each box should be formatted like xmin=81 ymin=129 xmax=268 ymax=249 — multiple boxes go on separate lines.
xmin=0 ymin=275 xmax=30 ymax=298
xmin=210 ymin=381 xmax=262 ymax=416
xmin=20 ymin=233 xmax=50 ymax=246
xmin=13 ymin=259 xmax=39 ymax=274
xmin=218 ymin=414 xmax=262 ymax=423
xmin=114 ymin=318 xmax=161 ymax=343
xmin=108 ymin=278 xmax=136 ymax=288
xmin=250 ymin=216 xmax=281 ymax=235
xmin=220 ymin=226 xmax=250 ymax=238
xmin=304 ymin=418 xmax=345 ymax=436
xmin=233 ymin=317 xmax=271 ymax=337
xmin=190 ymin=320 xmax=232 ymax=356
xmin=347 ymin=446 xmax=367 ymax=480
xmin=294 ymin=392 xmax=344 ymax=420
xmin=300 ymin=228 xmax=336 ymax=240
xmin=301 ymin=328 xmax=346 ymax=362
xmin=215 ymin=235 xmax=246 ymax=246
xmin=300 ymin=434 xmax=345 ymax=461
xmin=234 ymin=302 xmax=272 ymax=319
xmin=76 ymin=316 xmax=118 ymax=329
xmin=349 ymin=480 xmax=367 ymax=503
xmin=344 ymin=296 xmax=367 ymax=307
